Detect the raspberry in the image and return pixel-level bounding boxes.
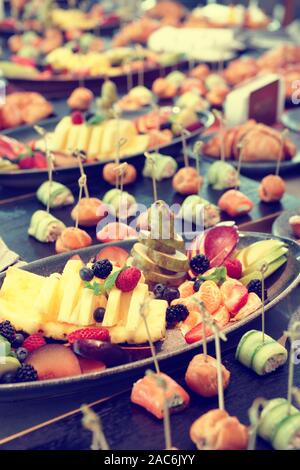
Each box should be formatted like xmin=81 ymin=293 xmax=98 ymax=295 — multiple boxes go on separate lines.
xmin=71 ymin=111 xmax=84 ymax=125
xmin=67 ymin=327 xmax=110 ymax=344
xmin=23 ymin=333 xmax=46 ymax=353
xmin=224 ymin=258 xmax=242 ymax=279
xmin=115 ymin=267 xmax=141 ymax=292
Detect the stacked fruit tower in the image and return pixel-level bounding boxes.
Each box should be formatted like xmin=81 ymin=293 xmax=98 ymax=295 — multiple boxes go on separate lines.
xmin=131 ymin=201 xmax=189 ymax=287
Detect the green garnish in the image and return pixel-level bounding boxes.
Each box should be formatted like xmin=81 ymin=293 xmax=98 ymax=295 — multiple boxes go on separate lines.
xmin=84 ymin=266 xmax=128 ymax=295
xmin=86 ymin=114 xmax=106 ymax=126
xmin=84 ymin=281 xmax=104 ymax=296
xmin=197 ymin=266 xmax=227 ymax=284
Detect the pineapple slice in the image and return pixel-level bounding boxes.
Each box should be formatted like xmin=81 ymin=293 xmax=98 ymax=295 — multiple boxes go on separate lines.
xmin=77 ymin=124 xmax=93 ymax=154
xmin=57 ymin=260 xmax=84 ymax=324
xmin=0 ymin=267 xmax=45 ymax=303
xmin=87 ymin=123 xmax=105 ymax=160
xmin=125 ymin=283 xmax=149 ymax=334
xmin=52 ymin=116 xmax=72 ymax=152
xmin=34 ymin=273 xmax=61 ymax=322
xmin=65 ymin=125 xmax=81 ymax=153
xmin=129 ymin=299 xmax=167 ymax=344
xmin=0 ymin=299 xmax=42 ymax=334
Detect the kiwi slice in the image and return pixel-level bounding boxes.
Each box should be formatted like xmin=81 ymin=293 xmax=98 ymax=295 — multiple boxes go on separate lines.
xmin=147 ymin=247 xmax=189 ymax=273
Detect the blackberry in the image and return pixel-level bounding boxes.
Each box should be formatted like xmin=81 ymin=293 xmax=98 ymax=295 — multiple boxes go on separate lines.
xmin=0 ymin=321 xmax=16 ymax=343
xmin=1 ymin=372 xmax=16 ymax=384
xmin=93 ymin=307 xmax=106 ymax=323
xmin=93 ymin=259 xmax=113 ymax=279
xmin=190 ymin=255 xmax=210 ymax=276
xmin=162 ymin=287 xmax=180 ymax=304
xmin=80 ymin=267 xmax=94 ymax=282
xmin=153 ymin=284 xmax=165 ymax=299
xmin=166 ymin=304 xmax=189 ymax=327
xmin=15 ymin=364 xmax=38 ymax=383
xmin=193 ymin=279 xmax=204 ymax=292
xmin=247 ymin=279 xmax=268 ymax=300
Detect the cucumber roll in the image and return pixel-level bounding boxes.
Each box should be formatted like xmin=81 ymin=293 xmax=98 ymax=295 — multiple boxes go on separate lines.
xmin=236 ymin=330 xmax=287 ymax=375
xmin=272 ymin=413 xmax=300 ymax=450
xmin=258 ymin=398 xmax=298 ymax=442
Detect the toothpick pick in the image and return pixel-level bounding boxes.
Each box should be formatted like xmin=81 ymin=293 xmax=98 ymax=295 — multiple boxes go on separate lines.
xmin=73 ymin=149 xmax=89 ymax=199
xmin=81 ymin=404 xmax=110 ymax=450
xmin=193 ymin=141 xmax=203 ymax=197
xmin=248 ymin=398 xmax=268 ymax=450
xmin=284 ymin=321 xmax=300 ymax=415
xmin=114 ymin=137 xmax=127 ymax=189
xmin=151 ymin=102 xmax=160 ymax=154
xmin=34 ymin=125 xmax=53 ymax=213
xmin=276 ymin=129 xmax=288 ymax=177
xmin=124 ymin=58 xmax=133 ymax=93
xmin=140 ymin=301 xmax=160 ymax=375
xmin=235 ymin=138 xmax=247 ymax=190
xmin=180 ymin=127 xmax=191 ymax=168
xmin=114 ymin=162 xmax=128 ymax=194
xmin=260 ymin=262 xmax=268 ymax=344
xmin=136 ymin=45 xmax=144 ymax=87
xmin=213 ymin=109 xmax=226 ymax=162
xmin=146 ymin=370 xmax=172 ymax=450
xmin=144 ymin=152 xmax=158 ymax=202
xmin=211 ymin=321 xmax=227 ymax=411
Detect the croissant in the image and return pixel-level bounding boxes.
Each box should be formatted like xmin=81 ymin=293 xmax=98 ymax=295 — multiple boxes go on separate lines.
xmin=55 ymin=227 xmax=92 ymax=254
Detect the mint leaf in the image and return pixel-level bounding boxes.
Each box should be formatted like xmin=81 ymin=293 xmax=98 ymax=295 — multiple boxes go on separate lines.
xmin=104 ymin=266 xmax=128 ymax=291
xmin=198 ymin=267 xmax=227 ymax=284
xmin=86 ymin=114 xmax=106 ymax=126
xmin=84 ymin=281 xmax=104 ymax=296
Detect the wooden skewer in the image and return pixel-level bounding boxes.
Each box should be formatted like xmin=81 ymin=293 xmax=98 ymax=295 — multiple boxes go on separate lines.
xmin=75 ymin=174 xmax=86 ymax=229
xmin=140 ymin=301 xmax=160 ymax=375
xmin=213 ymin=109 xmax=226 ymax=163
xmin=260 ymin=262 xmax=268 ymax=344
xmin=136 ymin=45 xmax=144 ymax=87
xmin=284 ymin=321 xmax=300 ymax=415
xmin=248 ymin=398 xmax=268 ymax=450
xmin=124 ymin=58 xmax=133 ymax=93
xmin=73 ymin=149 xmax=89 ymax=199
xmin=211 ymin=321 xmax=227 ymax=411
xmin=114 ymin=162 xmax=128 ymax=194
xmin=180 ymin=127 xmax=191 ymax=168
xmin=235 ymin=138 xmax=248 ymax=191
xmin=144 ymin=152 xmax=158 ymax=202
xmin=193 ymin=141 xmax=204 ymax=197
xmin=81 ymin=404 xmax=110 ymax=451
xmin=276 ymin=129 xmax=289 ymax=177
xmin=33 ymin=125 xmax=52 ymax=213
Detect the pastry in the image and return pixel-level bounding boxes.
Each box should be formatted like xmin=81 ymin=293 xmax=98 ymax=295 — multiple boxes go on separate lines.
xmin=103 ymin=162 xmax=137 ymax=186
xmin=67 ymin=87 xmax=94 ymax=111
xmin=71 ymin=197 xmax=107 ymax=227
xmin=207 ymin=161 xmax=240 ymax=190
xmin=36 ymin=181 xmax=74 ymax=208
xmin=258 ymin=175 xmax=285 ymax=203
xmin=103 ymin=188 xmax=136 ymax=219
xmin=143 ymin=152 xmax=177 ymax=181
xmin=28 ymin=210 xmax=66 ymax=243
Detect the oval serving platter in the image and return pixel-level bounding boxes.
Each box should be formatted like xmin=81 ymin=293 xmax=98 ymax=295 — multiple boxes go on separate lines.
xmin=196 ymin=130 xmax=300 ymax=177
xmin=272 ymin=208 xmax=300 ymax=241
xmin=5 ymin=60 xmax=190 ymax=99
xmin=0 ymin=110 xmax=214 ymax=189
xmin=0 ymin=231 xmax=299 ymax=401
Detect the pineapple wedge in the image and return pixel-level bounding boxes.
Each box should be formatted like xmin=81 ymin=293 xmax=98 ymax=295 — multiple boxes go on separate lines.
xmin=52 ymin=116 xmax=72 ymax=152
xmin=34 ymin=273 xmax=61 ymax=322
xmin=77 ymin=124 xmax=93 ymax=155
xmin=125 ymin=283 xmax=149 ymax=334
xmin=0 ymin=299 xmax=42 ymax=334
xmin=0 ymin=267 xmax=45 ymax=302
xmin=87 ymin=123 xmax=105 ymax=160
xmin=129 ymin=299 xmax=167 ymax=344
xmin=57 ymin=260 xmax=84 ymax=324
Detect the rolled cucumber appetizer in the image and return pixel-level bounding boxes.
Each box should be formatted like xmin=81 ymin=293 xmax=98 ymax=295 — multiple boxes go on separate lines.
xmin=236 ymin=330 xmax=288 ymax=375
xmin=258 ymin=398 xmax=298 ymax=443
xmin=272 ymin=412 xmax=300 ymax=450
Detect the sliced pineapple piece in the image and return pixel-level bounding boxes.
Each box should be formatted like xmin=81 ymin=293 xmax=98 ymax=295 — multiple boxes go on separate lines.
xmin=57 ymin=260 xmax=84 ymax=324
xmin=34 ymin=273 xmax=61 ymax=322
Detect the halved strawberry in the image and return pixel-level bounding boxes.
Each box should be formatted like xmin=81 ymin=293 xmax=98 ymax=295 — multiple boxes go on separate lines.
xmin=96 ymin=245 xmax=129 ymax=267
xmin=19 ymin=155 xmax=34 ymax=169
xmin=185 ymin=322 xmax=213 ymax=344
xmin=220 ymin=281 xmax=249 ymax=317
xmin=32 ymin=152 xmax=47 ymax=168
xmin=67 ymin=327 xmax=110 ymax=345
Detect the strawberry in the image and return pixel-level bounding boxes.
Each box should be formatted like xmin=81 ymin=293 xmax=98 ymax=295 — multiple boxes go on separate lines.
xmin=71 ymin=111 xmax=84 ymax=125
xmin=220 ymin=281 xmax=249 ymax=317
xmin=32 ymin=152 xmax=47 ymax=168
xmin=115 ymin=267 xmax=141 ymax=292
xmin=224 ymin=258 xmax=242 ymax=279
xmin=185 ymin=323 xmax=213 ymax=344
xmin=19 ymin=155 xmax=34 ymax=169
xmin=67 ymin=327 xmax=109 ymax=345
xmin=23 ymin=333 xmax=46 ymax=353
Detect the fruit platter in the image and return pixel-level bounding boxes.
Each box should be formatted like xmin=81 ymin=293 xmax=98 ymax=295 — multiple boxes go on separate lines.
xmin=0 ymin=93 xmax=213 ymax=188
xmin=0 ymin=216 xmax=299 ymax=399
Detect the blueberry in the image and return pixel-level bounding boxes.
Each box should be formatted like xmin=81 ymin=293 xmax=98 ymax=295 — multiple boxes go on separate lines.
xmin=163 ymin=287 xmax=180 ymax=304
xmin=1 ymin=372 xmax=16 ymax=384
xmin=93 ymin=307 xmax=106 ymax=323
xmin=153 ymin=284 xmax=165 ymax=299
xmin=16 ymin=347 xmax=28 ymax=362
xmin=193 ymin=279 xmax=203 ymax=292
xmin=80 ymin=267 xmax=94 ymax=282
xmin=12 ymin=333 xmax=25 ymax=348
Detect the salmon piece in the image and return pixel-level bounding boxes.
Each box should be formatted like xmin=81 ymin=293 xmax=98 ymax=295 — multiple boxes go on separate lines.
xmin=218 ymin=190 xmax=254 ymax=217
xmin=131 ymin=372 xmax=190 ymax=419
xmin=185 ymin=354 xmax=230 ymax=397
xmin=190 ymin=409 xmax=249 ymax=450
xmin=55 ymin=227 xmax=92 ymax=253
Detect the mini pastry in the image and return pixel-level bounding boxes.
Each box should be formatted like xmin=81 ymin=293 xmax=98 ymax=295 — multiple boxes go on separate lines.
xmin=207 ymin=161 xmax=239 ymax=190
xmin=259 ymin=175 xmax=285 ymax=202
xmin=190 ymin=409 xmax=248 ymax=450
xmin=103 ymin=188 xmax=136 ymax=219
xmin=218 ymin=190 xmax=254 ymax=217
xmin=55 ymin=227 xmax=92 ymax=253
xmin=97 ymin=222 xmax=137 ymax=243
xmin=289 ymin=215 xmax=300 ymax=238
xmin=185 ymin=354 xmax=230 ymax=397
xmin=179 ymin=195 xmax=221 ymax=228
xmin=143 ymin=152 xmax=177 ymax=181
xmin=28 ymin=210 xmax=66 ymax=243
xmin=176 ymin=91 xmax=208 ymax=112
xmin=103 ymin=162 xmax=137 ymax=186
xmin=36 ymin=181 xmax=74 ymax=208
xmin=236 ymin=330 xmax=288 ymax=375
xmin=152 ymin=77 xmax=177 ymax=99
xmin=71 ymin=197 xmax=107 ymax=227
xmin=118 ymin=86 xmax=153 ymax=110
xmin=190 ymin=64 xmax=210 ymax=81
xmin=172 ymin=167 xmax=203 ymax=195
xmin=67 ymin=87 xmax=94 ymax=111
